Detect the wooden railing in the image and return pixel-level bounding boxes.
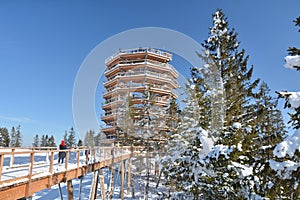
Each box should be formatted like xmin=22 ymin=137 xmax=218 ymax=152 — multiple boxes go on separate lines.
xmin=0 ymin=146 xmax=141 ymax=200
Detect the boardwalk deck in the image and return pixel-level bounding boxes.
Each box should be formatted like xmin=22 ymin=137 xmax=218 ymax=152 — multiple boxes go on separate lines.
xmin=0 ymin=146 xmax=137 ymax=200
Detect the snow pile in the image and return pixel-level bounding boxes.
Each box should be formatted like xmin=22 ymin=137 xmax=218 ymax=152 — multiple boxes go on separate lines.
xmin=288 ymin=92 xmax=300 ymax=108
xmin=230 ymin=162 xmax=253 ymax=177
xmin=269 ymin=159 xmax=299 ymax=179
xmin=232 ymin=122 xmax=242 ymax=129
xmin=273 ymin=129 xmax=300 ymax=158
xmin=198 ymin=127 xmax=214 ymax=156
xmin=207 ymin=144 xmax=234 ymax=160
xmin=284 ymin=55 xmax=300 ymax=70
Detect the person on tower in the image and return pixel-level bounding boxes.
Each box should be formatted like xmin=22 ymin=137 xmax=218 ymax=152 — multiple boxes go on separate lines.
xmin=58 ymin=140 xmax=67 ymax=164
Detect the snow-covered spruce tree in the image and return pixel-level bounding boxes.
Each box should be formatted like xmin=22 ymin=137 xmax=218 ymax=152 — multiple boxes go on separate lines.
xmin=10 ymin=126 xmax=16 ymax=147
xmin=117 ymin=86 xmax=170 ymax=199
xmin=116 ymin=93 xmax=137 ymax=145
xmin=94 ymin=131 xmax=106 ymax=146
xmin=190 ymin=9 xmax=277 ymax=199
xmin=67 ymin=127 xmax=76 ymax=148
xmin=196 ymin=9 xmax=260 ymax=130
xmin=48 ymin=135 xmax=56 ymax=147
xmin=84 ymin=129 xmax=95 ymax=147
xmin=0 ymin=127 xmax=10 ymax=147
xmin=14 ymin=125 xmax=22 ymax=147
xmin=270 ymin=16 xmax=300 ymax=199
xmin=248 ymin=81 xmax=287 ymax=198
xmin=63 ymin=131 xmax=68 ymax=145
xmin=32 ymin=134 xmax=39 ymax=147
xmin=161 ymin=85 xmax=213 ymax=199
xmin=190 ymin=67 xmax=211 ymax=131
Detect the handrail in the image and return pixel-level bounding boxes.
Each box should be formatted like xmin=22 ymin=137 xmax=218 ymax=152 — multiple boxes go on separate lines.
xmin=105 ymin=48 xmax=172 ymax=65
xmin=0 ymin=146 xmax=144 ymax=199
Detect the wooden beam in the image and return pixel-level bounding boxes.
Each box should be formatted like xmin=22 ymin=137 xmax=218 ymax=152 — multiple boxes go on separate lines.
xmin=109 ymin=165 xmax=115 ymax=198
xmin=25 ymin=152 xmax=34 ymax=198
xmin=121 ymin=161 xmax=125 ymax=200
xmin=67 ymin=180 xmax=74 ymax=200
xmin=10 ymin=148 xmax=15 ymax=167
xmin=100 ymin=170 xmax=106 ymax=200
xmin=48 ymin=151 xmax=54 ymax=188
xmin=76 ymin=149 xmax=80 ymax=178
xmin=127 ymin=158 xmax=131 ymax=194
xmin=0 ymin=154 xmax=4 ymax=181
xmin=89 ymin=170 xmax=99 ymax=200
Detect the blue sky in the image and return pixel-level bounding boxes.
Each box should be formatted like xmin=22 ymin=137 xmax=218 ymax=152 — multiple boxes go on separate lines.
xmin=0 ymin=0 xmax=299 ymax=146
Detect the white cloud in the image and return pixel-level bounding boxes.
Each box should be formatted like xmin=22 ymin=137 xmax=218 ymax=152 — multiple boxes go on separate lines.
xmin=0 ymin=115 xmax=36 ymax=123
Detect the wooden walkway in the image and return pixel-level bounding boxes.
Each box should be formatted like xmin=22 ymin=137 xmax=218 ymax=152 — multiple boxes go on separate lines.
xmin=0 ymin=146 xmax=138 ymax=200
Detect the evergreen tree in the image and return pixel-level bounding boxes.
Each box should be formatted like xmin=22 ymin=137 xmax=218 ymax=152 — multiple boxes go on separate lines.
xmin=162 ymin=86 xmax=214 ymax=199
xmin=166 ymin=9 xmax=264 ymax=199
xmin=10 ymin=126 xmax=16 ymax=147
xmin=15 ymin=125 xmax=22 ymax=147
xmin=77 ymin=139 xmax=83 ymax=147
xmin=196 ymin=9 xmax=259 ymax=130
xmin=0 ymin=127 xmax=10 ymax=147
xmin=190 ymin=67 xmax=211 ymax=130
xmin=67 ymin=127 xmax=76 ymax=148
xmin=94 ymin=131 xmax=106 ymax=146
xmin=32 ymin=134 xmax=39 ymax=147
xmin=165 ymin=95 xmax=180 ymax=135
xmin=48 ymin=135 xmax=56 ymax=147
xmin=271 ymin=16 xmax=300 ymax=199
xmin=40 ymin=134 xmax=48 ymax=147
xmin=84 ymin=129 xmax=95 ymax=147
xmin=117 ymin=94 xmax=136 ymax=145
xmin=63 ymin=131 xmax=68 ymax=146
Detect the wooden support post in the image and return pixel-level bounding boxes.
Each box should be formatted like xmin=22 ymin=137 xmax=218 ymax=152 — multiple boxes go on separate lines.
xmin=127 ymin=158 xmax=131 ymax=194
xmin=121 ymin=161 xmax=125 ymax=200
xmin=154 ymin=161 xmax=159 ymax=183
xmin=65 ymin=150 xmax=69 ymax=170
xmin=0 ymin=154 xmax=4 ymax=181
xmin=67 ymin=179 xmax=74 ymax=200
xmin=109 ymin=165 xmax=115 ymax=198
xmin=100 ymin=170 xmax=106 ymax=200
xmin=76 ymin=149 xmax=80 ymax=178
xmin=58 ymin=183 xmax=63 ymax=200
xmin=85 ymin=148 xmax=89 ymax=165
xmin=25 ymin=152 xmax=34 ymax=198
xmin=10 ymin=148 xmax=15 ymax=167
xmin=131 ymin=174 xmax=135 ymax=198
xmin=89 ymin=170 xmax=99 ymax=200
xmin=48 ymin=151 xmax=54 ymax=188
xmin=78 ymin=176 xmax=83 ymax=200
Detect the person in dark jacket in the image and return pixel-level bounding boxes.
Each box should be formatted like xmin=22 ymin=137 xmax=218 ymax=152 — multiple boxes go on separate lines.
xmin=58 ymin=140 xmax=67 ymax=164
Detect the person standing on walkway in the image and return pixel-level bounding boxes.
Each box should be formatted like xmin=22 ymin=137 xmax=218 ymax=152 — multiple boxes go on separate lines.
xmin=58 ymin=140 xmax=67 ymax=164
